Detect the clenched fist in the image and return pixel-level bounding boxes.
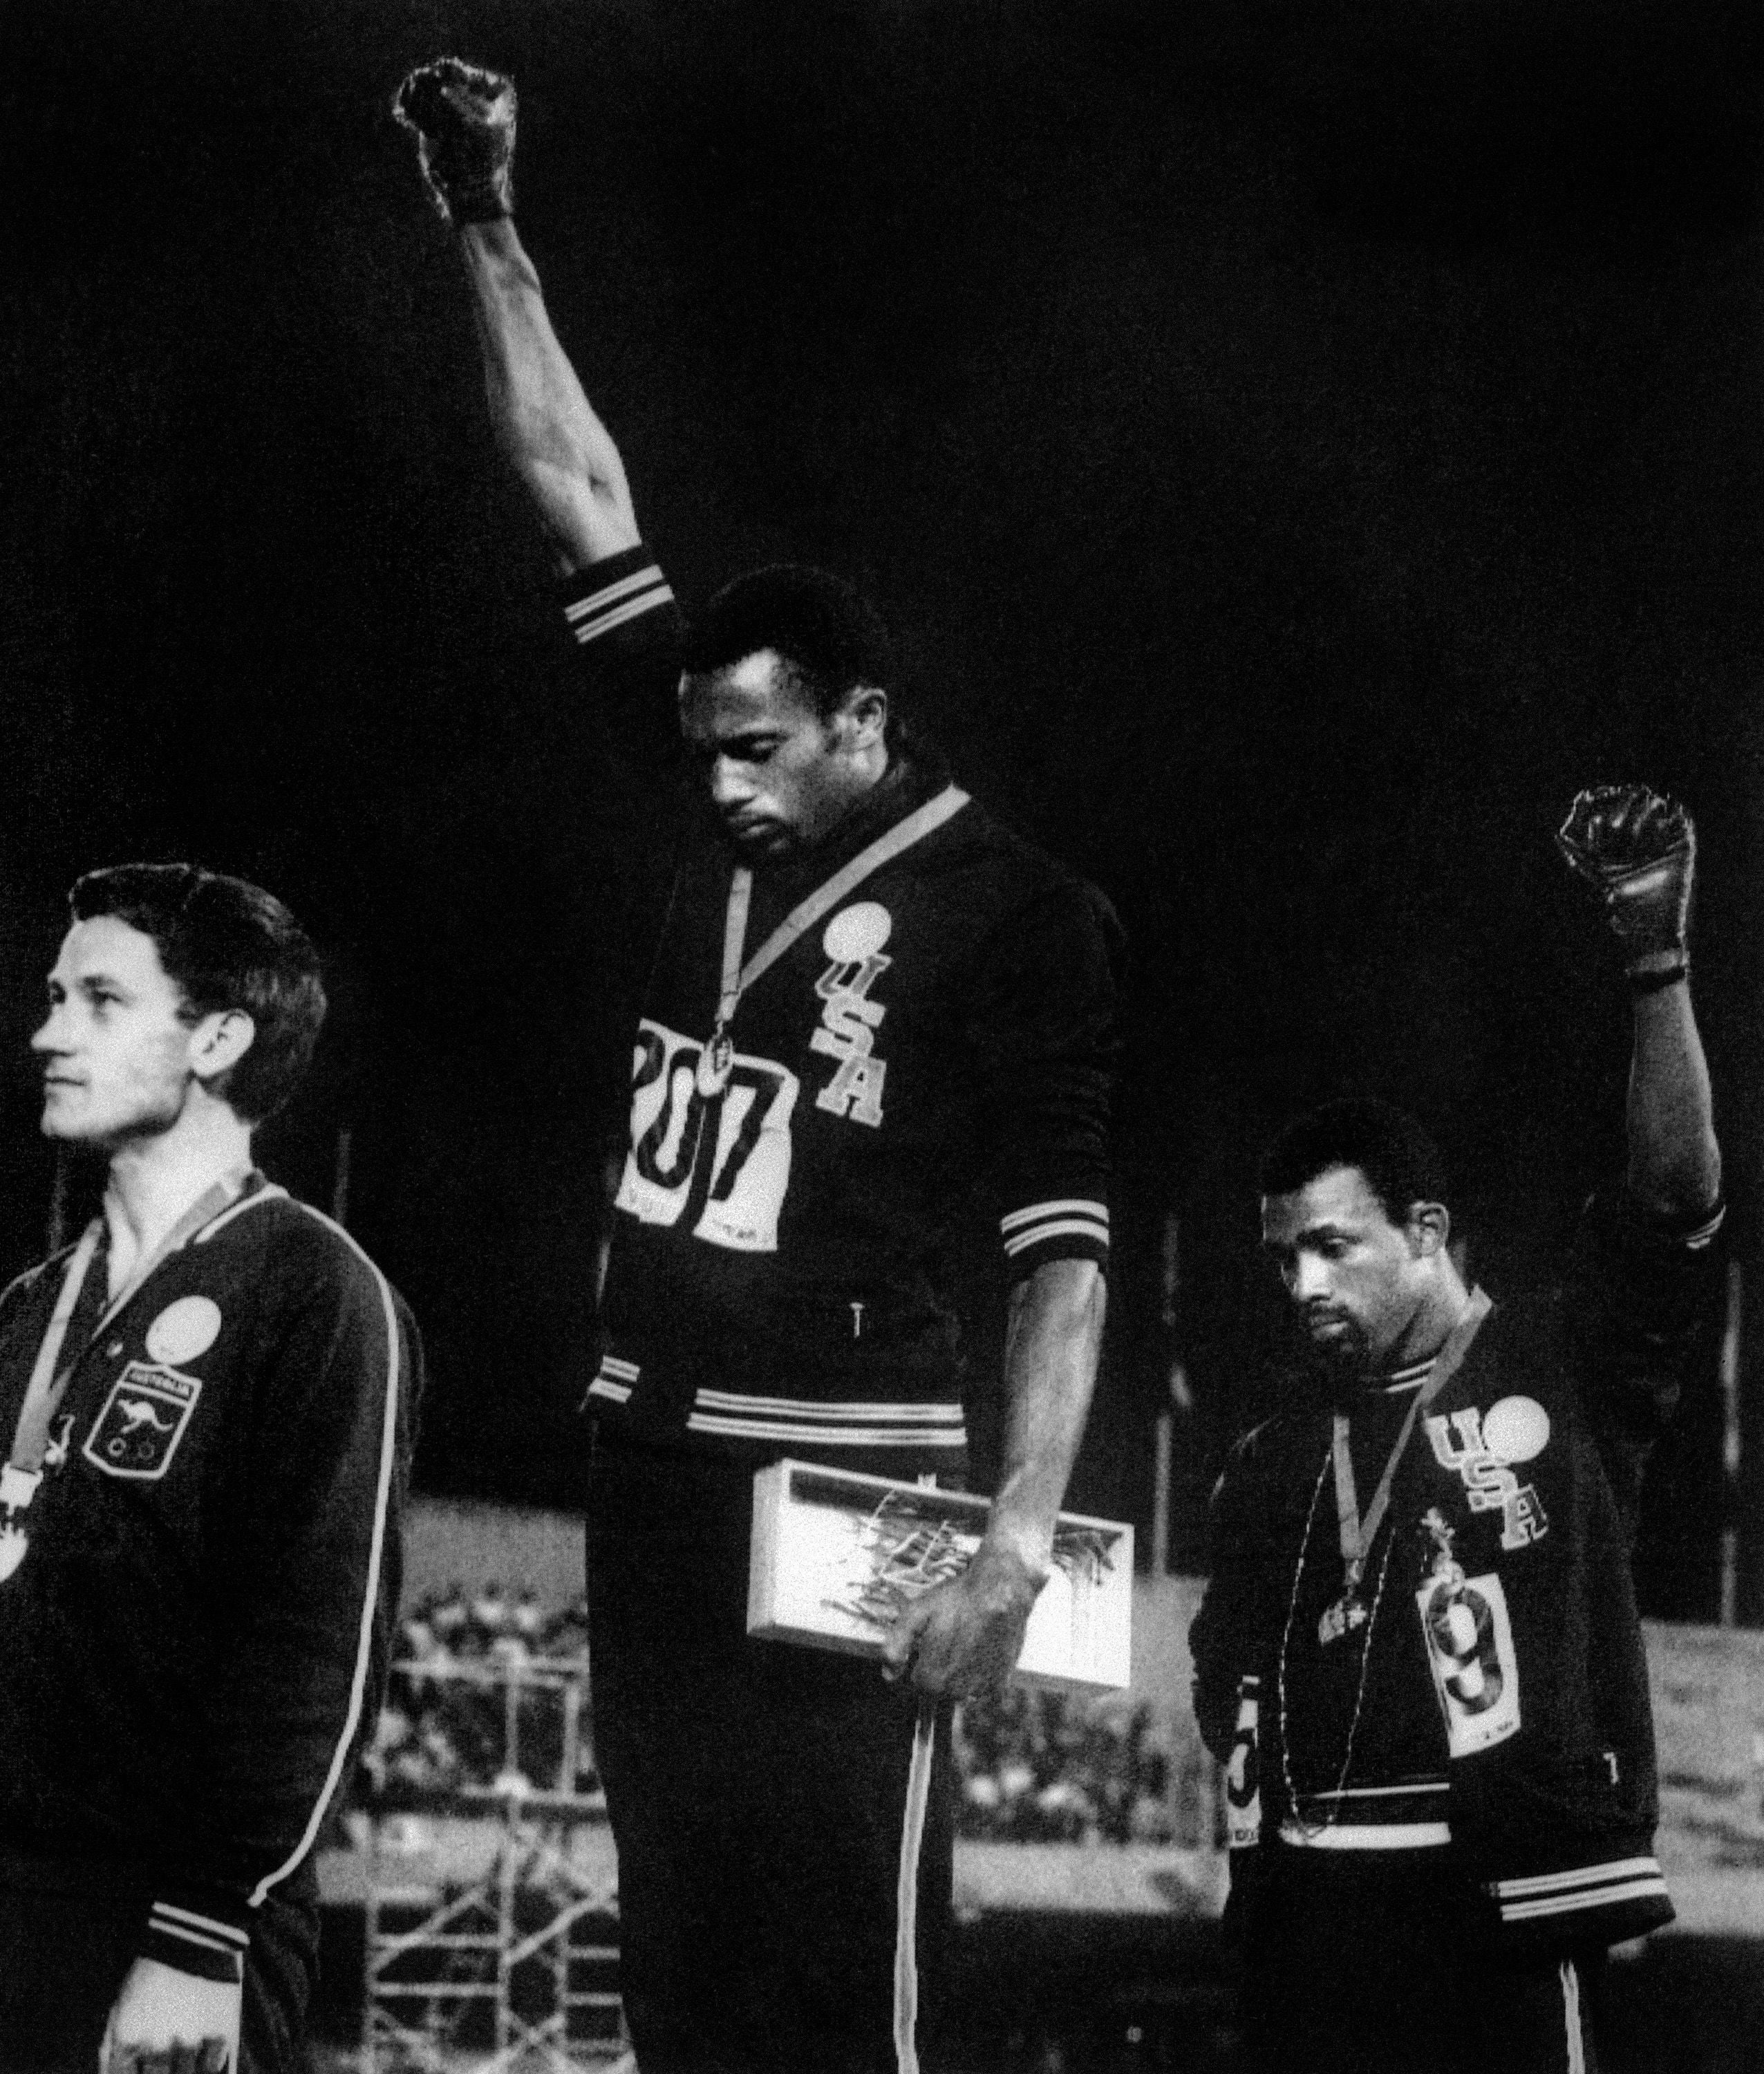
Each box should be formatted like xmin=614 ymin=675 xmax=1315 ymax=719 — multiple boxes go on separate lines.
xmin=393 ymin=57 xmax=517 ymax=227
xmin=1557 ymin=784 xmax=1695 ymax=979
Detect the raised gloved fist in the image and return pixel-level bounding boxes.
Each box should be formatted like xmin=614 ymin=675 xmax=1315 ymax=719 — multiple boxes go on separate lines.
xmin=1556 ymin=783 xmax=1695 ymax=976
xmin=393 ymin=57 xmax=516 ymax=227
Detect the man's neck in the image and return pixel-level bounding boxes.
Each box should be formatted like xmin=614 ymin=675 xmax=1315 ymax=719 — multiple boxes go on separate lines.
xmin=823 ymin=742 xmax=898 ymax=836
xmin=1384 ymin=1271 xmax=1474 ymax=1374
xmin=103 ymin=1105 xmax=254 ymax=1294
xmin=763 ymin=745 xmax=903 ymax=877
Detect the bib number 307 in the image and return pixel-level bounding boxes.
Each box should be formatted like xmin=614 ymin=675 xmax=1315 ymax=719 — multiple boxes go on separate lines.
xmin=1416 ymin=1569 xmax=1522 ymax=1757
xmin=615 ymin=1019 xmax=799 ymax=1253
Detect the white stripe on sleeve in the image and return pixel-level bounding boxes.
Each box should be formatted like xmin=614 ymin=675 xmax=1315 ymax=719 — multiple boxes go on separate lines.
xmin=249 ymin=1207 xmax=403 ymax=1909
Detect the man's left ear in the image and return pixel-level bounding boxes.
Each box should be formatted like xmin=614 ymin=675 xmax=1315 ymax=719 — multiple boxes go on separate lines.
xmin=189 ymin=1009 xmax=256 ymax=1087
xmin=837 ymin=684 xmax=888 ymax=752
xmin=1406 ymin=1201 xmax=1451 ymax=1259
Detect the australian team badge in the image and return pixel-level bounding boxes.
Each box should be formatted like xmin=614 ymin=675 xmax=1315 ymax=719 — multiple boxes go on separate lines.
xmin=83 ymin=1362 xmax=203 ymax=1480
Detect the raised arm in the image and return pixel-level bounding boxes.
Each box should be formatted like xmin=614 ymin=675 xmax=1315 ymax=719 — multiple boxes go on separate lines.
xmin=1626 ymin=975 xmax=1720 ymax=1217
xmin=1557 ymin=784 xmax=1722 ymax=1220
xmin=395 ymin=59 xmax=640 ymax=574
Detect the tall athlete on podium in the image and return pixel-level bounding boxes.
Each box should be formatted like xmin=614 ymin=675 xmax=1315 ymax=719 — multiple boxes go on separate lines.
xmin=395 ymin=59 xmax=1123 ymax=2074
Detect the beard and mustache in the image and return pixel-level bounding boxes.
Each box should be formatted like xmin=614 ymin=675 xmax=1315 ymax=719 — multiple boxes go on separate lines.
xmin=1298 ymin=1302 xmax=1377 ymax=1396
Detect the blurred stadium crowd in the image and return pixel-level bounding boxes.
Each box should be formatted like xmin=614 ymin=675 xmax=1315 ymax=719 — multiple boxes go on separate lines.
xmin=358 ymin=1587 xmax=1198 ymax=1846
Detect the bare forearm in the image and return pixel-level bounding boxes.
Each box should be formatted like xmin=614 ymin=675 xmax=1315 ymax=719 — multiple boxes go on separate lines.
xmin=982 ymin=1258 xmax=1106 ymax=1580
xmin=457 ymin=220 xmax=641 ymax=570
xmin=1627 ymin=980 xmax=1721 ymax=1219
xmin=881 ymin=1258 xmax=1105 ymax=1697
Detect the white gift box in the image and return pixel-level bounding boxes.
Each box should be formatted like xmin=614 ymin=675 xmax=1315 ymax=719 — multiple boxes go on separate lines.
xmin=747 ymin=1458 xmax=1133 ymax=1694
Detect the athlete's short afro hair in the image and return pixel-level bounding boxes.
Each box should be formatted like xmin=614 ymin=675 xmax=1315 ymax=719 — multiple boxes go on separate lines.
xmin=682 ymin=563 xmax=895 ymax=721
xmin=1260 ymin=1097 xmax=1450 ymax=1226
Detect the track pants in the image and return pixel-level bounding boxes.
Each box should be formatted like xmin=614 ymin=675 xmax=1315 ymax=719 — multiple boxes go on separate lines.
xmin=585 ymin=1435 xmax=955 ymax=2074
xmin=1239 ymin=1840 xmax=1606 ymax=2074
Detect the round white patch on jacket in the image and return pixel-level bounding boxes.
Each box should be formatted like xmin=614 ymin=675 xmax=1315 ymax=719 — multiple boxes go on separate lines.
xmin=823 ymin=902 xmax=892 ymax=963
xmin=144 ymin=1296 xmax=223 ymax=1366
xmin=1481 ymin=1394 xmax=1550 ymax=1464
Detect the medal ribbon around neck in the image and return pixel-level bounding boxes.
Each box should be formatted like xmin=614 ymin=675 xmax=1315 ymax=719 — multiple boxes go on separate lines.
xmin=1331 ymin=1285 xmax=1492 ymax=1599
xmin=5 ymin=1168 xmax=250 ymax=1488
xmin=697 ymin=784 xmax=970 ymax=1095
xmin=5 ymin=1220 xmax=102 ymax=1488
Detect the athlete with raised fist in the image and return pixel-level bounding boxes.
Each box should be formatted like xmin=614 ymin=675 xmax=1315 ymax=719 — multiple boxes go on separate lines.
xmin=393 ymin=59 xmax=1122 ymax=2074
xmin=1190 ymin=785 xmax=1722 ymax=2074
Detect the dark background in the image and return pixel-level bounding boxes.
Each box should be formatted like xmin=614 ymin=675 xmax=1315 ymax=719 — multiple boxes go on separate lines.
xmin=3 ymin=0 xmax=1763 ymax=1608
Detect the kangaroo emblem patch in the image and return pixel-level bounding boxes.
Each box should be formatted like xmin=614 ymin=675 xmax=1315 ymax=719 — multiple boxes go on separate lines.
xmin=84 ymin=1363 xmax=203 ymax=1481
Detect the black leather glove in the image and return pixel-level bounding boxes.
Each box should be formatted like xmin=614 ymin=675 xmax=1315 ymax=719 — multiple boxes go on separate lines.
xmin=393 ymin=57 xmax=517 ymax=227
xmin=1557 ymin=783 xmax=1695 ymax=980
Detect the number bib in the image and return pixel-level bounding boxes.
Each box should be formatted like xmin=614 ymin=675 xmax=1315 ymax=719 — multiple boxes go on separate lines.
xmin=1416 ymin=1569 xmax=1522 ymax=1757
xmin=615 ymin=1019 xmax=800 ymax=1253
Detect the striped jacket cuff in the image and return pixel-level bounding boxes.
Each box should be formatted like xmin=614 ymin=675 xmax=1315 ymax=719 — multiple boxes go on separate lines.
xmin=1491 ymin=1856 xmax=1672 ymax=1931
xmin=585 ymin=1353 xmax=639 ymax=1407
xmin=141 ymin=1897 xmax=250 ymax=1983
xmin=1669 ymin=1202 xmax=1725 ymax=1251
xmin=1621 ymin=1192 xmax=1725 ymax=1251
xmin=559 ymin=551 xmax=675 ymax=648
xmin=1000 ymin=1198 xmax=1109 ymax=1279
xmin=687 ymin=1386 xmax=967 ymax=1452
xmin=585 ymin=1358 xmax=971 ymax=1457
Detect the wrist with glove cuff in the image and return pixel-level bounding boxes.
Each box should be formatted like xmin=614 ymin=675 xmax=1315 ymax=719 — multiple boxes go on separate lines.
xmin=140 ymin=1896 xmax=250 ymax=1983
xmin=1626 ymin=960 xmax=1689 ymax=996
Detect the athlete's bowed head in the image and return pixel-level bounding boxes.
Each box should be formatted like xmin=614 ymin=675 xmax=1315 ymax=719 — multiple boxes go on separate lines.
xmin=677 ymin=565 xmax=897 ymax=863
xmin=35 ymin=863 xmax=326 ymax=1150
xmin=1259 ymin=1099 xmax=1467 ymax=1384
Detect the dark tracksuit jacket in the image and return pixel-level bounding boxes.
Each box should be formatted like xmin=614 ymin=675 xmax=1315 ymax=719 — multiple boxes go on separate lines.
xmin=564 ymin=547 xmax=1125 ymax=1479
xmin=1191 ymin=1190 xmax=1723 ymax=1958
xmin=556 ymin=548 xmax=1123 ymax=2073
xmin=0 ymin=1177 xmax=418 ymax=2012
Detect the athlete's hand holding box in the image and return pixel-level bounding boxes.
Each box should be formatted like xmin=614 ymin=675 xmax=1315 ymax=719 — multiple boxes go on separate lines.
xmin=748 ymin=1459 xmax=1133 ymax=1694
